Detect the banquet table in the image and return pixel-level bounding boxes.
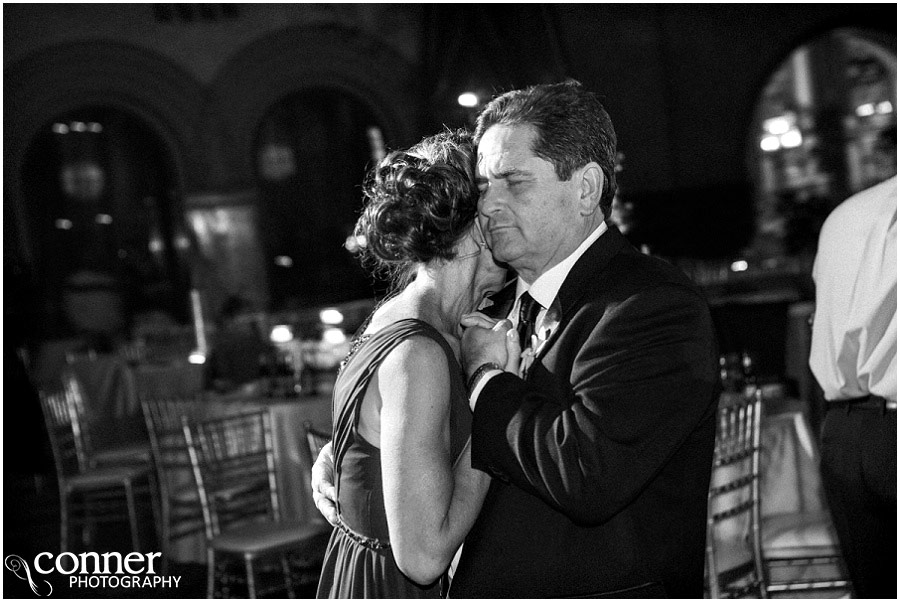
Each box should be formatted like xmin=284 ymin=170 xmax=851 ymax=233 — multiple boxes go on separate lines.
xmin=168 ymin=391 xmax=333 ymax=564
xmin=66 ymin=355 xmax=206 ymax=449
xmin=67 ymin=353 xmax=147 ymax=448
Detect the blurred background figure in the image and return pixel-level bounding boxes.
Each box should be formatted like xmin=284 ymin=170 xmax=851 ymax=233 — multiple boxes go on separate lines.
xmin=206 ymin=295 xmax=273 ymax=393
xmin=809 ymin=175 xmax=897 ymax=599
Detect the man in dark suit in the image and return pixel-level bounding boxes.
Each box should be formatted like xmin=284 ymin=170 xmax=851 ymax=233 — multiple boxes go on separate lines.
xmin=451 ymin=81 xmax=719 ymax=598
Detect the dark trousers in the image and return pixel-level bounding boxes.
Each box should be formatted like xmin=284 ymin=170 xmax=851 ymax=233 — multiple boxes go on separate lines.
xmin=820 ymin=402 xmax=896 ymax=599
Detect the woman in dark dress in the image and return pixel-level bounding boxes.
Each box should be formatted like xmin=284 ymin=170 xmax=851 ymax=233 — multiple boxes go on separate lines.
xmin=316 ymin=130 xmax=509 ymax=598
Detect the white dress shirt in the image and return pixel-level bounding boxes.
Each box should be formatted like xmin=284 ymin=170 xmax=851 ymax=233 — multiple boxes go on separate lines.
xmin=809 ymin=176 xmax=897 ymax=404
xmin=469 ymin=221 xmax=608 ymax=406
xmin=452 ymin=221 xmax=608 ymax=580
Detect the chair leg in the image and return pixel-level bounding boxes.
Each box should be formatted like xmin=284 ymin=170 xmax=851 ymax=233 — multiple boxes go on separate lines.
xmin=124 ymin=482 xmax=141 ymax=552
xmin=245 ymin=556 xmax=257 ymax=599
xmin=160 ymin=503 xmax=172 ymax=575
xmin=59 ymin=492 xmax=69 ymax=553
xmin=82 ymin=493 xmax=96 ymax=548
xmin=206 ymin=548 xmax=216 ymax=599
xmin=146 ymin=472 xmax=162 ymax=545
xmin=281 ymin=553 xmax=295 ymax=598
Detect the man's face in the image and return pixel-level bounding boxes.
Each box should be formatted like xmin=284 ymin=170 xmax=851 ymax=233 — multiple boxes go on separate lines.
xmin=476 ymin=124 xmax=582 ymax=283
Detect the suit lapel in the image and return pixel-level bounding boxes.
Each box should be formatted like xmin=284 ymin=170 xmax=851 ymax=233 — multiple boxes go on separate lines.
xmin=478 ymin=226 xmax=632 ymax=367
xmin=532 ymin=224 xmax=632 ymax=363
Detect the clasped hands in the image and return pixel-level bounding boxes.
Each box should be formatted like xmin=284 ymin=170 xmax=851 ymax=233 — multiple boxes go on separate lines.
xmin=459 ymin=312 xmax=523 ymax=377
xmin=310 ymin=312 xmax=523 ymax=525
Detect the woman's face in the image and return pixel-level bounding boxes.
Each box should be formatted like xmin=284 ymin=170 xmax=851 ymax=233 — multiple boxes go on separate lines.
xmin=456 ymin=217 xmax=507 ymax=312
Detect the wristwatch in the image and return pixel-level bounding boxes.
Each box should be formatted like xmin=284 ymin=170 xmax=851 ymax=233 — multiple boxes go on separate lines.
xmin=467 ymin=362 xmax=503 ymax=395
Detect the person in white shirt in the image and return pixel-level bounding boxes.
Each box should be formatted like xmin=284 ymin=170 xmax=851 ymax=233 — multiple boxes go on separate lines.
xmin=809 ymin=175 xmax=897 ymax=599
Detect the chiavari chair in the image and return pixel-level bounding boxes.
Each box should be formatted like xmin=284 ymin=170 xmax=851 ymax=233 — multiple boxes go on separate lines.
xmin=184 ymin=410 xmax=330 ymax=598
xmin=38 ymin=387 xmax=156 ymax=553
xmin=140 ymin=395 xmax=209 ymax=573
xmin=705 ymin=388 xmax=768 ymax=598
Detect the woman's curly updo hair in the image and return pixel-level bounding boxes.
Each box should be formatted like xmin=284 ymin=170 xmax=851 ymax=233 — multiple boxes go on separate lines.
xmin=354 ymin=129 xmax=480 ymax=288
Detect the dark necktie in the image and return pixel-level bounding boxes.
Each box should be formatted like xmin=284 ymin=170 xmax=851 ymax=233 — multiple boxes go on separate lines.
xmin=516 ymin=292 xmax=542 ymax=351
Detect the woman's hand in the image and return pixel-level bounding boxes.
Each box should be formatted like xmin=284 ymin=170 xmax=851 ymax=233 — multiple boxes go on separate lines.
xmin=460 ymin=311 xmax=522 ymax=375
xmin=311 ymin=441 xmax=339 ymax=526
xmin=503 ymin=327 xmax=522 ymax=374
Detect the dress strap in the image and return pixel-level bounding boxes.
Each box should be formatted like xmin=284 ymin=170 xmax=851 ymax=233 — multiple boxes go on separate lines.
xmin=331 ymin=319 xmax=457 ymax=504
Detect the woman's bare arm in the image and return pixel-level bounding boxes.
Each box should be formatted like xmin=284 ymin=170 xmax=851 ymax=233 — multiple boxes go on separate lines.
xmin=379 ymin=337 xmax=490 ymax=585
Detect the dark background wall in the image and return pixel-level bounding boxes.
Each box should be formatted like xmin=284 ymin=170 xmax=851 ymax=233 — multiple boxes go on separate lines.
xmin=4 ymin=3 xmax=896 ymax=341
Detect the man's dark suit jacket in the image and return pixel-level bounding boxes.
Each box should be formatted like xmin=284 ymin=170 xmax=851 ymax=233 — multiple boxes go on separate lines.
xmin=448 ymin=225 xmax=719 ymax=598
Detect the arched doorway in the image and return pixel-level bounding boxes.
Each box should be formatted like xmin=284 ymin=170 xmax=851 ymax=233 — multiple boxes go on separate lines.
xmin=253 ymin=89 xmax=390 ymax=310
xmin=747 ymin=28 xmax=896 ymax=261
xmin=21 ymin=106 xmax=190 ymax=345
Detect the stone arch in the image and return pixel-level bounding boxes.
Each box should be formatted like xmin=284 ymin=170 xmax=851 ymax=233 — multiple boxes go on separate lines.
xmin=5 ymin=41 xmax=206 ymax=261
xmin=742 ymin=26 xmax=896 ymax=258
xmin=741 ymin=25 xmax=895 ymax=151
xmin=205 ymin=24 xmax=424 ymax=189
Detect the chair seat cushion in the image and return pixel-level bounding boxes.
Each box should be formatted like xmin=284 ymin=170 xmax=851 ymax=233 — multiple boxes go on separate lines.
xmin=763 ymin=511 xmax=841 ymax=556
xmin=67 ymin=465 xmax=149 ymax=490
xmin=211 ymin=520 xmax=331 ymax=556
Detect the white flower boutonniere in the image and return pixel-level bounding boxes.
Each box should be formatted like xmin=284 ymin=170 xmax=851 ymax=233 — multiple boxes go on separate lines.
xmin=518 ymin=334 xmax=539 ymax=378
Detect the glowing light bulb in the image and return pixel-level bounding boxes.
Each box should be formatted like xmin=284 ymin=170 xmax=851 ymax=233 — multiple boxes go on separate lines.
xmin=323 ymin=327 xmax=347 ymax=345
xmin=270 ymin=325 xmax=294 ymax=344
xmin=856 ymin=103 xmax=876 ymax=118
xmin=762 ymin=116 xmax=791 ymax=136
xmin=780 ymin=130 xmax=803 ymax=149
xmin=458 ymin=92 xmax=479 ymax=108
xmin=760 ymin=135 xmax=781 ymax=152
xmin=320 ymin=308 xmax=344 ymax=325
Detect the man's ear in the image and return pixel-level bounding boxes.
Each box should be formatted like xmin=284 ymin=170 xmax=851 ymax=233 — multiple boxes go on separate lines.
xmin=577 ymin=162 xmax=604 ymax=216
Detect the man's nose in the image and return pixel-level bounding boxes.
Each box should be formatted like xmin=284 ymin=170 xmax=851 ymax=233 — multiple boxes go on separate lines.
xmin=479 ymin=183 xmax=503 ymax=214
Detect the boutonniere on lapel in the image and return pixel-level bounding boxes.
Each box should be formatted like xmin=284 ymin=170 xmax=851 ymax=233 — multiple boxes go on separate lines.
xmin=518 ymin=304 xmax=561 ymax=378
xmin=533 ymin=304 xmax=561 ymax=358
xmin=518 ymin=336 xmax=538 ymax=379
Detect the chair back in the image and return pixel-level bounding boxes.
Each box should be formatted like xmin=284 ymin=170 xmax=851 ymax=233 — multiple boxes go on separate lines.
xmin=60 ymin=371 xmax=99 ymax=464
xmin=706 ymin=387 xmax=767 ymax=598
xmin=38 ymin=388 xmax=88 ymax=481
xmin=184 ymin=409 xmax=279 ymax=540
xmin=141 ymin=396 xmax=207 ymax=502
xmin=304 ymin=421 xmax=331 ymax=461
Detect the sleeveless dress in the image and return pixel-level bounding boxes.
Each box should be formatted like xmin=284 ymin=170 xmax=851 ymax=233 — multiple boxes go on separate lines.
xmin=316 ymin=318 xmax=472 ymax=599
